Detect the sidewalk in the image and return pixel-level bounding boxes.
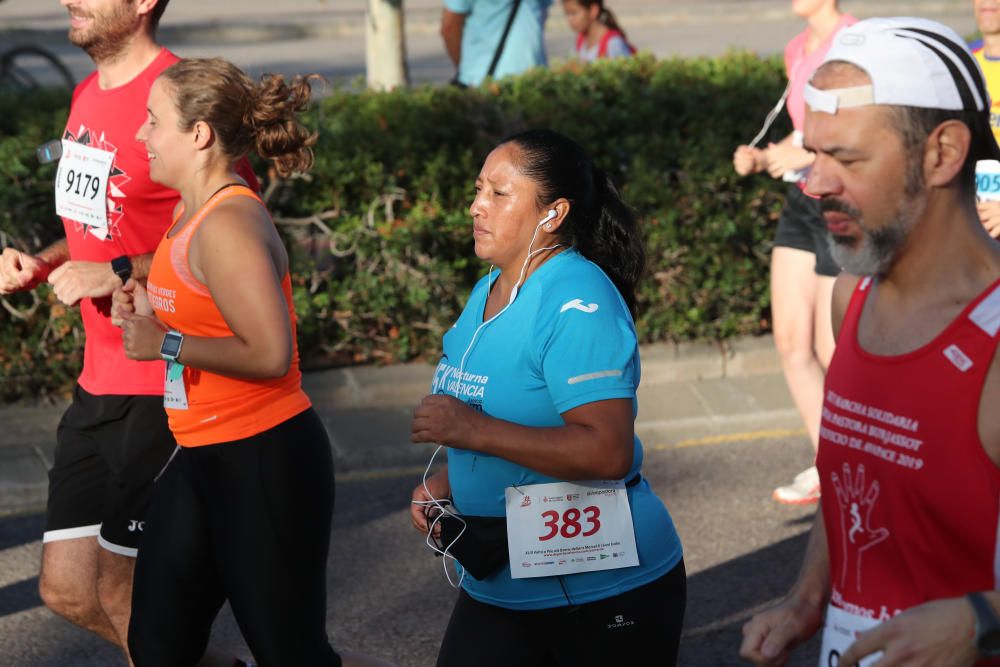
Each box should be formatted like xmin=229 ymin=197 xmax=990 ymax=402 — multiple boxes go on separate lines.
xmin=0 ymin=334 xmax=803 ymax=517
xmin=0 ymin=0 xmax=970 ymax=43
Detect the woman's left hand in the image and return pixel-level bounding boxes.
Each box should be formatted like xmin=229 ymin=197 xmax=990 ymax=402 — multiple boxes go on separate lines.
xmin=411 ymin=394 xmax=483 ymax=449
xmin=121 ymin=311 xmax=168 ymax=361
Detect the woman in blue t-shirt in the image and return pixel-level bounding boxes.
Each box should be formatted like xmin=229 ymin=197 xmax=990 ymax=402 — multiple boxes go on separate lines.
xmin=409 ymin=129 xmax=685 ymax=666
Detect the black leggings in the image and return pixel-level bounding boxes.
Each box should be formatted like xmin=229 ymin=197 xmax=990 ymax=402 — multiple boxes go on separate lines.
xmin=437 ymin=560 xmax=687 ymax=667
xmin=128 ymin=408 xmax=341 ymax=667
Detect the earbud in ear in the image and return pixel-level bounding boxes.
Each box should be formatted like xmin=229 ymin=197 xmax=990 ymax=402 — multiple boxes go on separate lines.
xmin=537 ymin=209 xmax=557 ymax=227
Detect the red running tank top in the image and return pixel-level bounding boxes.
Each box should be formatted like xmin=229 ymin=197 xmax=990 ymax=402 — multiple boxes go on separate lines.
xmin=63 ymin=49 xmax=181 ymax=396
xmin=146 ymin=185 xmax=310 ymax=447
xmin=817 ymin=276 xmax=1000 ymax=621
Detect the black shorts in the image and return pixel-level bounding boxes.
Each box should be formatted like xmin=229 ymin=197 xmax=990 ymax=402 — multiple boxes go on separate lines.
xmin=436 ymin=560 xmax=687 ymax=667
xmin=128 ymin=408 xmax=342 ymax=667
xmin=773 ymin=183 xmax=841 ymax=277
xmin=44 ymin=384 xmax=176 ymax=556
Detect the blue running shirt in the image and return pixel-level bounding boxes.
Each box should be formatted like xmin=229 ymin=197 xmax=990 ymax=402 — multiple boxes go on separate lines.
xmin=432 ymin=248 xmax=683 ymax=610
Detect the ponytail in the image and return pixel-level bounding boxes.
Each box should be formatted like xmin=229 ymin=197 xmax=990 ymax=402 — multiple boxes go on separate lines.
xmin=599 ymin=7 xmax=629 ymax=44
xmin=576 ymin=165 xmax=644 ymax=315
xmin=246 ymin=74 xmax=318 ymax=177
xmin=503 ymin=129 xmax=645 ymax=315
xmin=160 ymin=58 xmax=318 ymax=178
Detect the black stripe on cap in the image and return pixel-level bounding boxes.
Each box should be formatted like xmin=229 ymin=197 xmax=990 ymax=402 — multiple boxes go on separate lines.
xmin=896 ymin=27 xmax=987 ymax=111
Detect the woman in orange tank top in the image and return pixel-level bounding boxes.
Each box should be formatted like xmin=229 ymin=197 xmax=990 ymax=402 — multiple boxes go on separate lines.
xmin=111 ymin=58 xmax=392 ymax=667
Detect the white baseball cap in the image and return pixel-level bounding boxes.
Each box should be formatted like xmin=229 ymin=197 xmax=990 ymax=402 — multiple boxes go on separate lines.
xmin=804 ymin=17 xmax=990 ymax=115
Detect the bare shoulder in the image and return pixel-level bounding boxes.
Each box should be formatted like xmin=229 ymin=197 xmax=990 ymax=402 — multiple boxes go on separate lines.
xmin=198 ymin=196 xmax=272 ymax=241
xmin=831 ymin=273 xmax=863 ymax=339
xmin=189 ymin=196 xmax=281 ymax=279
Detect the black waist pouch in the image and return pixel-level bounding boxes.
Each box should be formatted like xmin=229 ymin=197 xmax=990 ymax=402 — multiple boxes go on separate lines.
xmin=437 ymin=513 xmax=508 ymax=580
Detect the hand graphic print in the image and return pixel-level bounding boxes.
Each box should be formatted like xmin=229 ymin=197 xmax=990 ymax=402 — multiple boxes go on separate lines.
xmin=831 ymin=463 xmax=889 ymax=593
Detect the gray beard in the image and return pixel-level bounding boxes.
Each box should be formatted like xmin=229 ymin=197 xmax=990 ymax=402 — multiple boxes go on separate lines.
xmin=825 ymin=190 xmax=924 ymax=278
xmin=828 ymin=225 xmax=907 ymax=277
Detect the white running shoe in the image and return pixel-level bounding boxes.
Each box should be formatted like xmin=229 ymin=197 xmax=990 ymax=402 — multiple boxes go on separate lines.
xmin=772 ymin=465 xmax=820 ymax=505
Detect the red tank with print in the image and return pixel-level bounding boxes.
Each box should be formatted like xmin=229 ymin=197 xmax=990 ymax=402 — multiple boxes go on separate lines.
xmin=818 ymin=276 xmax=1000 ymax=624
xmin=61 ymin=49 xmax=181 ymax=396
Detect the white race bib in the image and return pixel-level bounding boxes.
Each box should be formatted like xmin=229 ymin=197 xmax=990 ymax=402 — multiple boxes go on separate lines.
xmin=163 ymin=361 xmax=188 ymax=410
xmin=505 ymin=480 xmax=639 ymax=579
xmin=819 ymin=604 xmax=882 ymax=667
xmin=976 ymin=159 xmax=1000 ymax=202
xmin=54 ymin=140 xmax=113 ymax=238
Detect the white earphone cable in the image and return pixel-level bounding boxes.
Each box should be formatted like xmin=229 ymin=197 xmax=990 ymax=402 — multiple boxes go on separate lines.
xmin=415 ymin=212 xmax=564 ymax=587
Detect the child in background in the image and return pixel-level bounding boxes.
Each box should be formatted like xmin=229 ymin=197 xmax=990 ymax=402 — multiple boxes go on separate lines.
xmin=563 ymin=0 xmax=635 ymax=62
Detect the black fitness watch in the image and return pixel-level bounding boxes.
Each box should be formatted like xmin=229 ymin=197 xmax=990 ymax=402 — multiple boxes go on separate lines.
xmin=159 ymin=330 xmax=184 ymax=363
xmin=969 ymin=591 xmax=1000 ymax=658
xmin=111 ymin=255 xmax=132 ymax=284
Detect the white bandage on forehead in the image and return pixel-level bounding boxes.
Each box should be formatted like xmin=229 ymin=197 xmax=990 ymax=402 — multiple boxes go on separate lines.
xmin=804 ymin=84 xmax=875 ymax=114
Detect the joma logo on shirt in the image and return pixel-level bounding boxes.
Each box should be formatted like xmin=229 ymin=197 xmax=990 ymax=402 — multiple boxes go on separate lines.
xmin=560 ymin=299 xmax=598 ymax=314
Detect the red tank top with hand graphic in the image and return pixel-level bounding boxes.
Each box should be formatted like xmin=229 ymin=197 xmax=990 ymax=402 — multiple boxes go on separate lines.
xmin=817 ymin=276 xmax=1000 ymax=621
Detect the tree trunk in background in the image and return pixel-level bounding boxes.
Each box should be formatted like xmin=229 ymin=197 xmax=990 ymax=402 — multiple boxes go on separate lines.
xmin=365 ymin=0 xmax=409 ymax=90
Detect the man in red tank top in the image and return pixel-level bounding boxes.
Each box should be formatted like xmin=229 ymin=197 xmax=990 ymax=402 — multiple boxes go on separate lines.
xmin=740 ymin=17 xmax=1000 ymax=667
xmin=0 ymin=0 xmax=179 ymax=660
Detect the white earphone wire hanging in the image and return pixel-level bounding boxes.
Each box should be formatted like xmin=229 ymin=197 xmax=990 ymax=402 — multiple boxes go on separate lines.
xmin=414 ymin=211 xmax=564 ymax=587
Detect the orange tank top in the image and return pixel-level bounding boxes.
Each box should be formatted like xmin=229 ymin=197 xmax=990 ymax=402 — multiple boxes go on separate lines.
xmin=146 ymin=185 xmax=311 ymax=447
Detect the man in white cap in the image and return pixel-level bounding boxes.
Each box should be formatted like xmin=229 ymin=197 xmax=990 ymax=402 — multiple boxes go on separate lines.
xmin=739 ymin=17 xmax=1000 ymax=667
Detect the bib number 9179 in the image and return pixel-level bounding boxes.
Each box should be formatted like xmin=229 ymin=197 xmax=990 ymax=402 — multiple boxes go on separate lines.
xmin=64 ymin=168 xmax=101 ymax=200
xmin=539 ymin=506 xmax=601 ymax=541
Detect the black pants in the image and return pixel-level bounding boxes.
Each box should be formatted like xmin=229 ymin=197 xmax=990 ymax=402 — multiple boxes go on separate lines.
xmin=437 ymin=560 xmax=687 ymax=667
xmin=128 ymin=408 xmax=341 ymax=667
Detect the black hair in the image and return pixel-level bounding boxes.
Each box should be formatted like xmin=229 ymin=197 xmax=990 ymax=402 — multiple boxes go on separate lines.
xmin=502 ymin=129 xmax=645 ymax=316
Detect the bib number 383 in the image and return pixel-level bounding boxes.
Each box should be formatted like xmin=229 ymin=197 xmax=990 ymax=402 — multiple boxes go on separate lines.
xmin=505 ymin=480 xmax=639 ymax=579
xmin=54 ymin=140 xmax=113 ymax=238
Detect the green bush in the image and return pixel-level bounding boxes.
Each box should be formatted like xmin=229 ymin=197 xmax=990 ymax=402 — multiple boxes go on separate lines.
xmin=0 ymin=53 xmax=790 ymax=400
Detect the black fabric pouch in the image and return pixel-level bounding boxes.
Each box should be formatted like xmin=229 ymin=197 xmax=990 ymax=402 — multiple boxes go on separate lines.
xmin=436 ymin=513 xmax=508 ymax=580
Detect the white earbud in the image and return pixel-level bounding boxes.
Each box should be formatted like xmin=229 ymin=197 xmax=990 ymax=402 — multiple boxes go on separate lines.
xmin=537 ymin=209 xmax=557 ymax=228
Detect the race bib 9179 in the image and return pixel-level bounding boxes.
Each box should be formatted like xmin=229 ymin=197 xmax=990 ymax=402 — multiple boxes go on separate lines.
xmin=54 ymin=140 xmax=113 ymax=238
xmin=505 ymin=480 xmax=639 ymax=579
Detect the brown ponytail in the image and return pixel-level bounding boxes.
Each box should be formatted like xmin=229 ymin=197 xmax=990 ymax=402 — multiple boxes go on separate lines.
xmin=160 ymin=58 xmax=319 ymax=178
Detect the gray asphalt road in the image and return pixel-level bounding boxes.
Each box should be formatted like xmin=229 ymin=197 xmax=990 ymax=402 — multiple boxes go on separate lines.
xmin=0 ymin=432 xmax=819 ymax=666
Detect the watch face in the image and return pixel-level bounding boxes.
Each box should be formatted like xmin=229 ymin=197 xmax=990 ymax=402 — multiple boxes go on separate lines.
xmin=161 ymin=333 xmax=182 ymax=358
xmin=111 ymin=256 xmax=131 ymax=281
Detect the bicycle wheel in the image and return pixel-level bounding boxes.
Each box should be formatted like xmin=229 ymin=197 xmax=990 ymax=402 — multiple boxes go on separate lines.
xmin=0 ymin=44 xmax=76 ymax=92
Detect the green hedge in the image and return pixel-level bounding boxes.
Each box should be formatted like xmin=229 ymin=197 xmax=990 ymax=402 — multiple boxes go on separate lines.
xmin=0 ymin=53 xmax=789 ymax=401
